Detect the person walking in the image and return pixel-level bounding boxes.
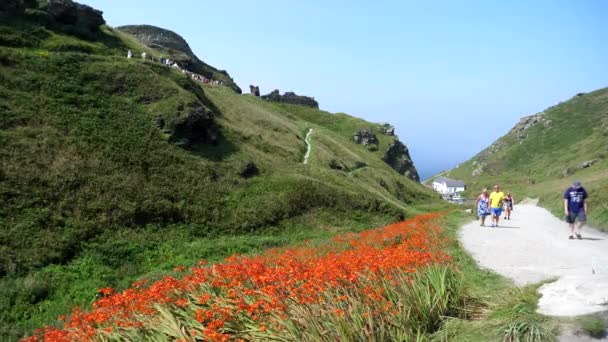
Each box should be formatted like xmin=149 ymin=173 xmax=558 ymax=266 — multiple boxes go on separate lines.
xmin=504 ymin=193 xmax=514 ymax=220
xmin=127 ymin=49 xmax=133 ymax=58
xmin=489 ymin=185 xmax=505 ymax=227
xmin=475 ymin=188 xmax=490 ymax=226
xmin=564 ymin=180 xmax=589 ymax=240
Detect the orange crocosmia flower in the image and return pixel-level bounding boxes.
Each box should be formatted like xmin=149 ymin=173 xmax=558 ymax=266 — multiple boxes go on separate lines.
xmin=24 ymin=212 xmax=451 ymax=341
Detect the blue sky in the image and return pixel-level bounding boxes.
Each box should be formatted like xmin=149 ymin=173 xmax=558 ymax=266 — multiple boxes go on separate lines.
xmin=82 ymin=0 xmax=608 ymax=180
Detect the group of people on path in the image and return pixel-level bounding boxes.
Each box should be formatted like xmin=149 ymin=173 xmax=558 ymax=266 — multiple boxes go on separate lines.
xmin=475 ymin=180 xmax=590 ymax=239
xmin=475 ymin=185 xmax=513 ymax=228
xmin=126 ymin=49 xmax=224 ymax=86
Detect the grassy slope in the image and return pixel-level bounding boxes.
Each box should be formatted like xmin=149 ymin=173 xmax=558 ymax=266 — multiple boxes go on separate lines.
xmin=440 ymin=88 xmax=608 ymax=229
xmin=0 ymin=15 xmax=442 ymax=339
xmin=115 ymin=24 xmax=242 ymax=93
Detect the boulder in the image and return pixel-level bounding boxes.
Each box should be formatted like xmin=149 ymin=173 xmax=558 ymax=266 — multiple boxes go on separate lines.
xmin=472 ymin=166 xmax=484 ymax=177
xmin=379 ymin=124 xmax=395 ymax=136
xmin=261 ymin=89 xmax=319 ymax=108
xmin=578 ymin=160 xmax=597 ymax=169
xmin=239 ymin=162 xmax=258 ymax=178
xmin=249 ymin=85 xmax=260 ymax=97
xmin=152 ymin=116 xmax=165 ymax=129
xmin=352 ymin=129 xmax=378 ymax=146
xmin=382 ymin=139 xmax=420 ymax=182
xmin=509 ymin=112 xmax=545 ymax=136
xmin=328 ymin=159 xmax=344 ymax=171
xmin=168 ymin=106 xmax=218 ymax=147
xmin=562 ymin=167 xmax=575 ymax=177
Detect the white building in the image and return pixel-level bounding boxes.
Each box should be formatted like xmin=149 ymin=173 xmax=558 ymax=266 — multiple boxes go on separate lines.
xmin=432 ymin=177 xmax=466 ymax=195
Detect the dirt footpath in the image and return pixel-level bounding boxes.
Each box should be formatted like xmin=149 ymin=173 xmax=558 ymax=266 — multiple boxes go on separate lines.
xmin=460 ymin=202 xmax=608 ymax=317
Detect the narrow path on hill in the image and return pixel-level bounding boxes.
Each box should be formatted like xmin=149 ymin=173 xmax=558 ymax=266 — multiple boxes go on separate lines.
xmin=460 ymin=201 xmax=608 ymax=317
xmin=303 ymin=128 xmax=313 ymax=164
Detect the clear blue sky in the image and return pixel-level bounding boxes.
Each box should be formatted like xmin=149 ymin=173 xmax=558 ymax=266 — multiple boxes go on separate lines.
xmin=82 ymin=0 xmax=607 ymax=180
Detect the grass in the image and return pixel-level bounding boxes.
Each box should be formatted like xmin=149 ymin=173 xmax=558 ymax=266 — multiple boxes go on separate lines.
xmin=442 ymin=88 xmax=608 ymax=230
xmin=0 ymin=11 xmax=440 ymax=340
xmin=574 ymin=314 xmax=608 ymax=339
xmin=1 ymin=5 xmax=564 ymax=341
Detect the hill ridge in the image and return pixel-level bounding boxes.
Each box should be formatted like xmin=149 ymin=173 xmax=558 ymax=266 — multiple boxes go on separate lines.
xmin=433 ymin=87 xmax=608 ymax=229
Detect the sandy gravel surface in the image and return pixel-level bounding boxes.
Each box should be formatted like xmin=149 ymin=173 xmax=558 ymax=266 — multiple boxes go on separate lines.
xmin=460 ymin=202 xmax=608 ymax=317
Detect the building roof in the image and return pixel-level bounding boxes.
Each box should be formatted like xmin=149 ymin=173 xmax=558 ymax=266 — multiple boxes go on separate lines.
xmin=434 ymin=177 xmax=466 ymax=188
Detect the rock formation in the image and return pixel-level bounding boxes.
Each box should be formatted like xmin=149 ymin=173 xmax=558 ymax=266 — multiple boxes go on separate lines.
xmin=239 ymin=162 xmax=259 ymax=178
xmin=2 ymin=0 xmax=104 ymax=37
xmin=117 ymin=25 xmax=242 ymax=93
xmin=509 ymin=112 xmax=546 ymax=139
xmin=0 ymin=0 xmax=35 ymax=18
xmin=578 ymin=160 xmax=597 ymax=169
xmin=168 ymin=105 xmax=218 ymax=148
xmin=352 ymin=129 xmax=378 ymax=146
xmin=249 ymin=85 xmax=260 ymax=97
xmin=261 ymin=89 xmax=319 ymax=108
xmin=47 ymin=0 xmax=105 ymax=32
xmin=382 ymin=139 xmax=420 ymax=182
xmin=379 ymin=124 xmax=395 ymax=136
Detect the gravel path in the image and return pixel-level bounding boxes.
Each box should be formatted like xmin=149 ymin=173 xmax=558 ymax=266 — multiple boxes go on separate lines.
xmin=460 ymin=202 xmax=608 ymax=317
xmin=303 ymin=128 xmax=313 ymax=164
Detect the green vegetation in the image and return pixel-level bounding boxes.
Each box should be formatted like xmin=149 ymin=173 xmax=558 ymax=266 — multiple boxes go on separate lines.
xmin=439 ymin=89 xmax=608 ymax=229
xmin=115 ymin=24 xmax=242 ymax=93
xmin=1 ymin=3 xmax=569 ymax=341
xmin=574 ymin=314 xmax=607 ymax=339
xmin=0 ymin=9 xmax=440 ymax=340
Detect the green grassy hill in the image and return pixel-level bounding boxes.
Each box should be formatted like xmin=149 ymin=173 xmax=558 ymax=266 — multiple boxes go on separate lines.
xmin=0 ymin=3 xmax=441 ymax=339
xmin=115 ymin=24 xmax=242 ymax=93
xmin=435 ymin=88 xmax=608 ymax=228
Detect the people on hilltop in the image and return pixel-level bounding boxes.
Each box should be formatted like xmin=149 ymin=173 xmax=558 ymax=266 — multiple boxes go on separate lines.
xmin=489 ymin=185 xmax=505 ymax=227
xmin=504 ymin=193 xmax=514 ymax=220
xmin=124 ymin=50 xmax=224 ymax=87
xmin=476 ymin=188 xmax=490 ymax=227
xmin=564 ymin=180 xmax=589 ymax=240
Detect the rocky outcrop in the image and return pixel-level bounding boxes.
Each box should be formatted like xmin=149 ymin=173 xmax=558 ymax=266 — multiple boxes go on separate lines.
xmin=578 ymin=159 xmax=597 ymax=169
xmin=249 ymin=85 xmax=260 ymax=97
xmin=47 ymin=0 xmax=105 ymax=32
xmin=509 ymin=112 xmax=546 ymax=139
xmin=379 ymin=124 xmax=395 ymax=136
xmin=261 ymin=89 xmax=319 ymax=108
xmin=117 ymin=25 xmax=242 ymax=94
xmin=0 ymin=0 xmax=35 ymax=18
xmin=352 ymin=129 xmax=378 ymax=146
xmin=382 ymin=139 xmax=420 ymax=182
xmin=1 ymin=0 xmax=104 ymax=35
xmin=239 ymin=161 xmax=258 ymax=178
xmin=168 ymin=105 xmax=218 ymax=147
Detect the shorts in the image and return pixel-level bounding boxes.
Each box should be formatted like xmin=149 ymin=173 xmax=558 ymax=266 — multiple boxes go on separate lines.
xmin=491 ymin=207 xmax=502 ymax=216
xmin=566 ymin=211 xmax=587 ymax=224
xmin=505 ymin=203 xmax=513 ymax=210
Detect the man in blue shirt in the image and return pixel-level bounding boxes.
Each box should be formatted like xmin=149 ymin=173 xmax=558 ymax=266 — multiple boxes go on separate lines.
xmin=563 ymin=180 xmax=589 ymax=240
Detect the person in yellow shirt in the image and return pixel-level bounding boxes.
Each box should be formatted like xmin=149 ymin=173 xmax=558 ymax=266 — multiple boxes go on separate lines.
xmin=489 ymin=185 xmax=505 ymax=227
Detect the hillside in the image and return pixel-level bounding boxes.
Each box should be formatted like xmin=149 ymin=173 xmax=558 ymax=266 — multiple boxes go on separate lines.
xmin=436 ymin=88 xmax=608 ymax=228
xmin=0 ymin=1 xmax=439 ymax=339
xmin=116 ymin=25 xmax=242 ymax=94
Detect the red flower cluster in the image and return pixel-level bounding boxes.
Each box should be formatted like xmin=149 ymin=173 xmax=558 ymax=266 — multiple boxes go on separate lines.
xmin=24 ymin=212 xmax=449 ymax=341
